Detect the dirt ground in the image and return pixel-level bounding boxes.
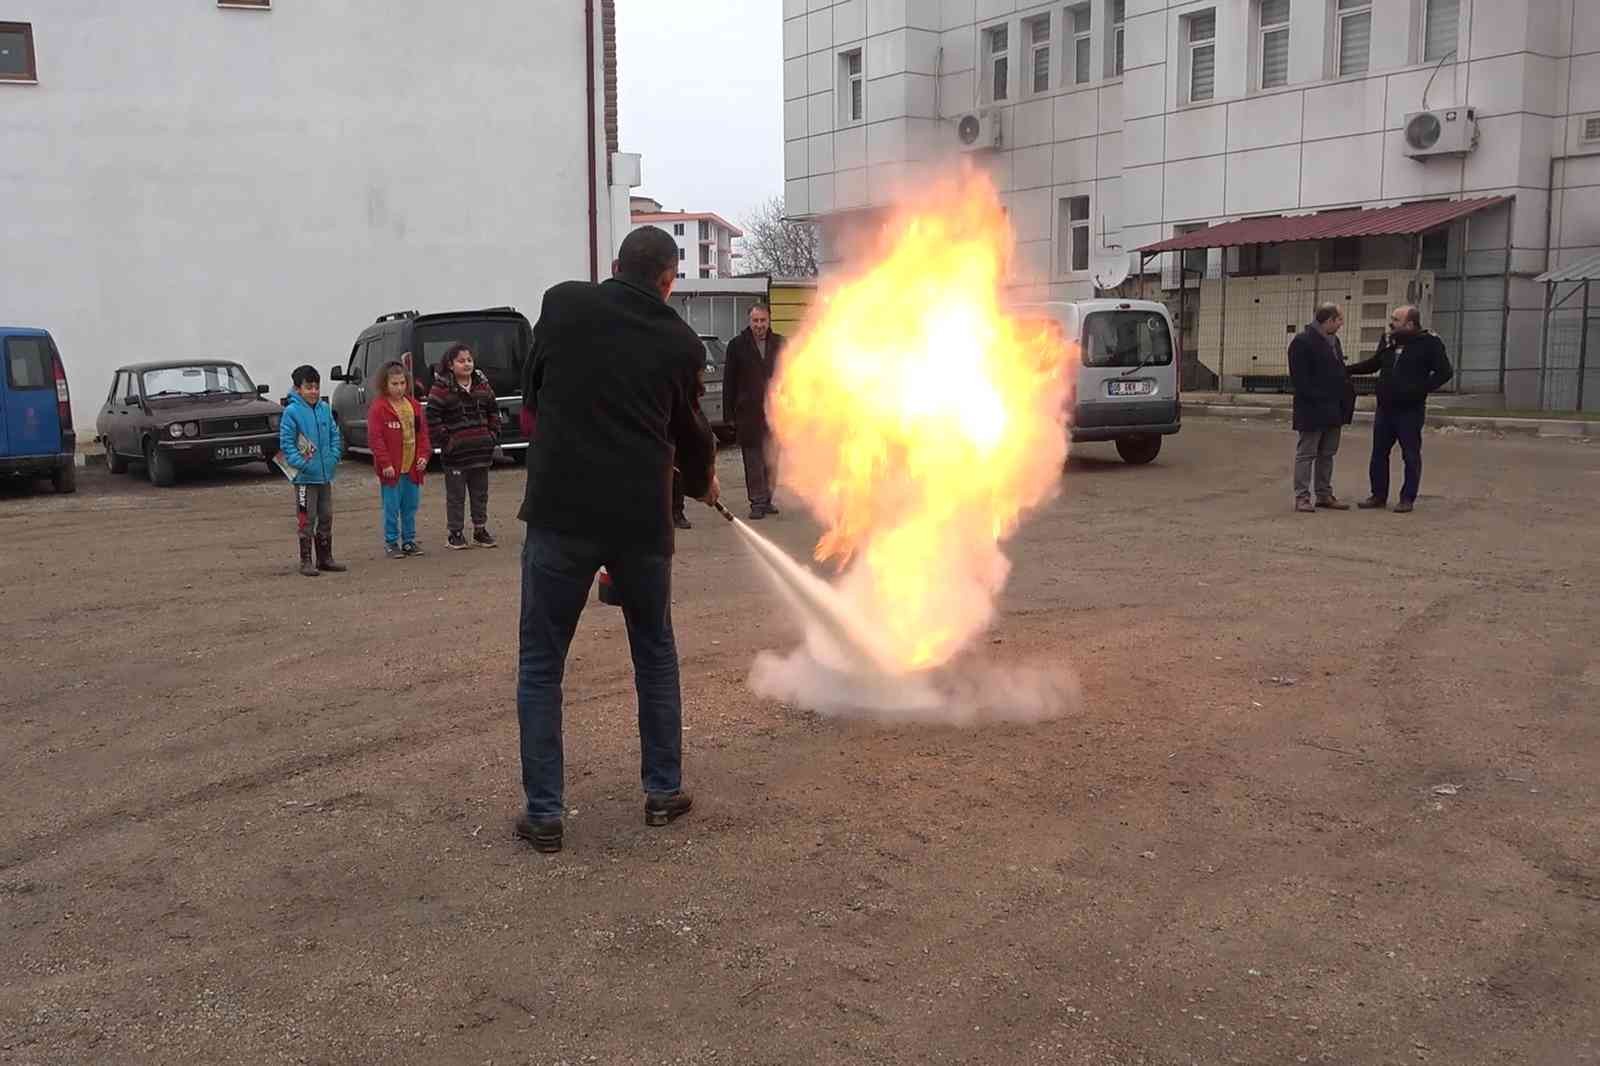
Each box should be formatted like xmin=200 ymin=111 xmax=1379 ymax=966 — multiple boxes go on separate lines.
xmin=2 ymin=419 xmax=1597 ymax=1066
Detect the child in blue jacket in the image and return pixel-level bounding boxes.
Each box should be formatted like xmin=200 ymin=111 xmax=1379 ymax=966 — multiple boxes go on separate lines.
xmin=279 ymin=364 xmax=346 ymax=576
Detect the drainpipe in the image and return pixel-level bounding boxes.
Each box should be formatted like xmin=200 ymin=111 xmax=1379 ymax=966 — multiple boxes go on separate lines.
xmin=585 ymin=0 xmax=599 ymax=282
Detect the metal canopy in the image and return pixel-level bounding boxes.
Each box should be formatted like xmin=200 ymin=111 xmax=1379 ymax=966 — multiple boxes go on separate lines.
xmin=1135 ymin=196 xmax=1511 ymax=253
xmin=1534 ymin=251 xmax=1600 ymax=284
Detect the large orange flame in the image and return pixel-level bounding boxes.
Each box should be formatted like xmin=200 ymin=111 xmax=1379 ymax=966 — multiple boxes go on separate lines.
xmin=768 ymin=171 xmax=1073 ymax=672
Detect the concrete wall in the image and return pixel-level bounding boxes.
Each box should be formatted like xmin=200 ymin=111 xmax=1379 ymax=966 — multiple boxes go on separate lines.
xmin=1 ymin=0 xmax=614 ymax=422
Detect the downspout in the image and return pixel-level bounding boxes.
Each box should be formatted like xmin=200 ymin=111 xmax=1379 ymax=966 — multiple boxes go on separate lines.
xmin=585 ymin=0 xmax=599 ymax=282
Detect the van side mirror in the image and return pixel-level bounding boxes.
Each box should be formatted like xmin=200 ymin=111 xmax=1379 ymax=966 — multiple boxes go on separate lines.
xmin=330 ymin=366 xmax=347 ymax=382
xmin=256 ymin=384 xmax=270 ymax=395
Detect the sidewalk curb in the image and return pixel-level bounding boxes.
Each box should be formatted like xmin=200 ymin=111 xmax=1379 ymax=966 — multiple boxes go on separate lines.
xmin=1184 ymin=403 xmax=1595 ymax=440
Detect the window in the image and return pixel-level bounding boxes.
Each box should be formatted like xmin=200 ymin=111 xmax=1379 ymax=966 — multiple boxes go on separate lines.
xmin=1584 ymin=116 xmax=1600 ymax=144
xmin=698 ymin=220 xmax=710 ymax=241
xmin=1070 ymin=5 xmax=1092 ymax=86
xmin=1336 ymin=0 xmax=1371 ymax=77
xmin=1325 ymin=237 xmax=1360 ymax=271
xmin=985 ymin=24 xmax=1010 ymax=102
xmin=1175 ymin=224 xmax=1208 ymax=278
xmin=1423 ymin=0 xmax=1458 ymax=61
xmin=677 ymin=272 xmax=686 ymax=280
xmin=0 ymin=21 xmax=37 ymax=82
xmin=672 ymin=223 xmax=685 ymax=236
xmin=1027 ymin=14 xmax=1051 ymax=93
xmin=1059 ymin=196 xmax=1091 ymax=273
xmin=1109 ymin=0 xmax=1126 ymax=78
xmin=699 ymin=268 xmax=712 ymax=279
xmin=1231 ymin=243 xmax=1281 ymax=276
xmin=678 ymin=248 xmax=686 ymax=261
xmin=1187 ymin=10 xmax=1216 ymax=102
xmin=6 ymin=338 xmax=51 ymax=389
xmin=1259 ymin=0 xmax=1290 ymax=88
xmin=1420 ymin=229 xmax=1449 ymax=270
xmin=124 ymin=371 xmax=140 ymax=403
xmin=841 ymin=49 xmax=864 ymax=123
xmin=1082 ymin=311 xmax=1174 ymax=367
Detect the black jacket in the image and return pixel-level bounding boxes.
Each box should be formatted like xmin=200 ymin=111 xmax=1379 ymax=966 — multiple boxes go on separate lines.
xmin=518 ymin=277 xmax=716 ymax=555
xmin=1287 ymin=324 xmax=1347 ymax=432
xmin=1346 ymin=330 xmax=1453 ymax=411
xmin=722 ymin=327 xmax=786 ymax=445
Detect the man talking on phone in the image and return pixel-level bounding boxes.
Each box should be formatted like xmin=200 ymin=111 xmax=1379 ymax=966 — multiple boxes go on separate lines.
xmin=1346 ymin=305 xmax=1453 ymax=513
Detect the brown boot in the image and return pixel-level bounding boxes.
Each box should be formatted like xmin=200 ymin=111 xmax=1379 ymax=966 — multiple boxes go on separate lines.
xmin=298 ymin=538 xmax=319 ymax=577
xmin=1294 ymin=498 xmax=1316 ymax=513
xmin=1316 ymin=495 xmax=1351 ymax=510
xmin=314 ymin=534 xmax=348 ymax=573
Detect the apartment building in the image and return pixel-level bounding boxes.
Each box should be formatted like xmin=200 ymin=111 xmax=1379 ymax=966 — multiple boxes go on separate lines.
xmin=783 ymin=0 xmax=1600 ymax=406
xmin=0 ymin=1 xmax=636 ymax=418
xmin=629 ymin=199 xmax=743 ymax=278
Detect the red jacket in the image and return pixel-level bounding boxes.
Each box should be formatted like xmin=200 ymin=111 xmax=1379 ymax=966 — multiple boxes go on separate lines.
xmin=367 ymin=395 xmax=431 ymax=485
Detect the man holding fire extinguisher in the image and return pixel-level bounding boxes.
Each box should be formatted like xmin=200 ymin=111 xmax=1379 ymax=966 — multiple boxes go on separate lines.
xmin=513 ymin=226 xmax=719 ymax=854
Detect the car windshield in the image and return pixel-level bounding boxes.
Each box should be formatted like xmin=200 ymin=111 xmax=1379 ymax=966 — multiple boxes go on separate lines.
xmin=142 ymin=364 xmax=257 ymax=397
xmin=1082 ymin=311 xmax=1174 ymax=368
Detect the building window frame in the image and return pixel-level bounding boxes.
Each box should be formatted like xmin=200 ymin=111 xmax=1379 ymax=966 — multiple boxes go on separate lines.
xmin=0 ymin=21 xmax=38 ymax=83
xmin=1334 ymin=0 xmax=1371 ymax=78
xmin=1068 ymin=4 xmax=1092 ymax=87
xmin=1059 ymin=195 xmax=1092 ymax=275
xmin=1422 ymin=0 xmax=1459 ymax=63
xmin=1258 ymin=0 xmax=1290 ymax=89
xmin=840 ymin=48 xmax=865 ymax=125
xmin=672 ymin=222 xmax=685 ymax=236
xmin=1025 ymin=12 xmax=1052 ymax=94
xmin=1184 ymin=9 xmax=1217 ymax=103
xmin=1108 ymin=0 xmax=1126 ymax=79
xmin=982 ymin=21 xmax=1011 ymax=104
xmin=1583 ymin=116 xmax=1600 ymax=145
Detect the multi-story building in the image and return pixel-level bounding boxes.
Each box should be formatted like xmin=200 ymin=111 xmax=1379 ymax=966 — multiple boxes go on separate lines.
xmin=0 ymin=1 xmax=638 ymax=421
xmin=783 ymin=0 xmax=1600 ymax=407
xmin=629 ymin=199 xmax=743 ymax=278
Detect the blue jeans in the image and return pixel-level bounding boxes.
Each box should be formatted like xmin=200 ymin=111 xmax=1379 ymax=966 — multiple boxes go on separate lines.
xmin=516 ymin=526 xmax=683 ymax=820
xmin=380 ymin=479 xmax=420 ymax=545
xmin=1370 ymin=406 xmax=1425 ymax=503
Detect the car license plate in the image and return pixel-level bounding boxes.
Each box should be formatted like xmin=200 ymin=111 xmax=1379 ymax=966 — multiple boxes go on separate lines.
xmin=704 ymin=383 xmax=722 ymax=395
xmin=1108 ymin=379 xmax=1156 ymax=397
xmin=214 ymin=444 xmax=263 ymax=460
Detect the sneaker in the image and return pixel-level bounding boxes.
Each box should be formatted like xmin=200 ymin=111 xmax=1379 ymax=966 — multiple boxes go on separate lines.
xmin=383 ymin=542 xmax=404 ymax=560
xmin=514 ymin=814 xmax=563 ymax=854
xmin=447 ymin=532 xmax=469 ymax=550
xmin=401 ymin=541 xmax=424 ymax=557
xmin=1294 ymin=498 xmax=1316 ymax=513
xmin=673 ymin=513 xmax=692 ymax=531
xmin=644 ymin=791 xmax=693 ymax=827
xmin=1357 ymin=496 xmax=1387 ymax=510
xmin=747 ymin=507 xmax=766 ymax=521
xmin=1393 ymin=500 xmax=1414 ymax=513
xmin=1316 ymin=496 xmax=1351 ymax=511
xmin=473 ymin=527 xmax=498 ymax=548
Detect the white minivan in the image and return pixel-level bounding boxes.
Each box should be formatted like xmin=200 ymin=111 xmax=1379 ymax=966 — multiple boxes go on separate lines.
xmin=1014 ymin=298 xmax=1181 ymax=464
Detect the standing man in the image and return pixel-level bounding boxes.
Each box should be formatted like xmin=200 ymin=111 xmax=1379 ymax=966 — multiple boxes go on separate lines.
xmin=722 ymin=303 xmax=786 ymax=520
xmin=513 ymin=226 xmax=719 ymax=854
xmin=1347 ymin=305 xmax=1454 ymax=513
xmin=1287 ymin=303 xmax=1352 ymax=513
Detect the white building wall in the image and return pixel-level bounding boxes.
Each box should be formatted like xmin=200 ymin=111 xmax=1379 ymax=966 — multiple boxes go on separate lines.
xmin=787 ymin=0 xmax=1600 ymax=403
xmin=1 ymin=1 xmax=615 ymax=422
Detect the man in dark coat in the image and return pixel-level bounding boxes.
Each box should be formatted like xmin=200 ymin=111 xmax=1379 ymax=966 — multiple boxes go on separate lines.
xmin=1287 ymin=303 xmax=1352 ymax=513
xmin=512 ymin=225 xmax=718 ymax=854
xmin=1347 ymin=304 xmax=1454 ymax=513
xmin=722 ymin=303 xmax=786 ymax=520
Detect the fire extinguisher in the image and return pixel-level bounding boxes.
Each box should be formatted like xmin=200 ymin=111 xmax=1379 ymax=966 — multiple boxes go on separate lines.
xmin=597 ymin=566 xmax=621 ymax=606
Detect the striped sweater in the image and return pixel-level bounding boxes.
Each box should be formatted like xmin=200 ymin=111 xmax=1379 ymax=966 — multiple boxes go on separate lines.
xmin=426 ymin=369 xmax=501 ymax=470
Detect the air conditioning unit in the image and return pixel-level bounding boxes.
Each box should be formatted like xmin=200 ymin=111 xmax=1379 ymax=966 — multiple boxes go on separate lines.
xmin=1402 ymin=108 xmax=1478 ymax=159
xmin=954 ymin=110 xmax=1001 ymax=152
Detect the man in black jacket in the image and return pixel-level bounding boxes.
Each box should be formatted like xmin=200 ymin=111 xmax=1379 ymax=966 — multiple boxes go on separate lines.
xmin=1347 ymin=305 xmax=1454 ymax=514
xmin=722 ymin=303 xmax=786 ymax=520
xmin=1287 ymin=303 xmax=1353 ymax=513
xmin=513 ymin=225 xmax=719 ymax=853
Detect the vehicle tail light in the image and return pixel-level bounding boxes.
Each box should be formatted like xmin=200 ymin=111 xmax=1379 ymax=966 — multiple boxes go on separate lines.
xmin=50 ymin=349 xmax=73 ymax=433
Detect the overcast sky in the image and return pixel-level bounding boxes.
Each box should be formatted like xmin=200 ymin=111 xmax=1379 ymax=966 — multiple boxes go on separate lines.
xmin=615 ymin=0 xmax=783 ymax=229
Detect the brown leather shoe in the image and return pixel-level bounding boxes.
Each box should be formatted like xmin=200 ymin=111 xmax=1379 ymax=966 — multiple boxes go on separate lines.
xmin=1357 ymin=496 xmax=1387 ymax=510
xmin=514 ymin=815 xmax=563 ymax=853
xmin=1316 ymin=496 xmax=1351 ymax=510
xmin=1294 ymin=498 xmax=1316 ymax=513
xmin=644 ymin=791 xmax=693 ymax=827
xmin=1393 ymin=500 xmax=1414 ymax=513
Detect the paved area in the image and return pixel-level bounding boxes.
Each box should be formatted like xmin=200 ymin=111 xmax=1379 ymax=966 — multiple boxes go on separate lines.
xmin=2 ymin=420 xmax=1597 ymax=1065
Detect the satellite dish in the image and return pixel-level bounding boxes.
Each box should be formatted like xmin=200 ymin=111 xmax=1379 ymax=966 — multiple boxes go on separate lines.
xmin=1090 ymin=247 xmax=1131 ymax=291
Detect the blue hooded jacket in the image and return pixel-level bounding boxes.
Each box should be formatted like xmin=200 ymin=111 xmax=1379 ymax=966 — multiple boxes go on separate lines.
xmin=278 ymin=393 xmax=343 ymax=485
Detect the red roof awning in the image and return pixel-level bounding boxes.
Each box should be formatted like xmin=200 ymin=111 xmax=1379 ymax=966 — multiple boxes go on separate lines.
xmin=1135 ymin=196 xmax=1510 ymax=254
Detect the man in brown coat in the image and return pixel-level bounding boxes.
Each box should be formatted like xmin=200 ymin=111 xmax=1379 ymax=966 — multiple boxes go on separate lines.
xmin=721 ymin=303 xmax=786 ymax=520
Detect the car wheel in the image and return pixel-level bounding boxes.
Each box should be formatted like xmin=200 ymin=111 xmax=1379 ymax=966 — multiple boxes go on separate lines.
xmin=145 ymin=439 xmax=177 ymax=487
xmin=105 ymin=442 xmax=129 ymax=474
xmin=1115 ymin=435 xmax=1162 ymax=465
xmin=52 ymin=463 xmax=77 ymax=494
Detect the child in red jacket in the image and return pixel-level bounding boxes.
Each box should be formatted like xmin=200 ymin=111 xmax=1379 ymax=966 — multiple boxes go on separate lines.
xmin=368 ymin=360 xmax=432 ymax=559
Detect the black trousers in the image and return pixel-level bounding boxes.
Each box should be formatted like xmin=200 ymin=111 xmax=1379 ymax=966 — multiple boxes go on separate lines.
xmin=1370 ymin=405 xmax=1425 ymax=503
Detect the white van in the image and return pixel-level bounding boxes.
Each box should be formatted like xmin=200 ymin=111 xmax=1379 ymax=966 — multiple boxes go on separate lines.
xmin=1014 ymin=298 xmax=1181 ymax=464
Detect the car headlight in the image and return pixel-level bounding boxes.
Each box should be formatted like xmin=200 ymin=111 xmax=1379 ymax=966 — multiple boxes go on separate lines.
xmin=183 ymin=422 xmax=199 ymax=438
xmin=268 ymin=413 xmax=280 ymax=430
xmin=168 ymin=423 xmax=183 ymax=439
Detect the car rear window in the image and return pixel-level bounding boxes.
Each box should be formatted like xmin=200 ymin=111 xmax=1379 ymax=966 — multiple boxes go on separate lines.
xmin=1082 ymin=310 xmax=1173 ymax=368
xmin=413 ymin=319 xmax=530 ymax=377
xmin=6 ymin=337 xmax=52 ymax=390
